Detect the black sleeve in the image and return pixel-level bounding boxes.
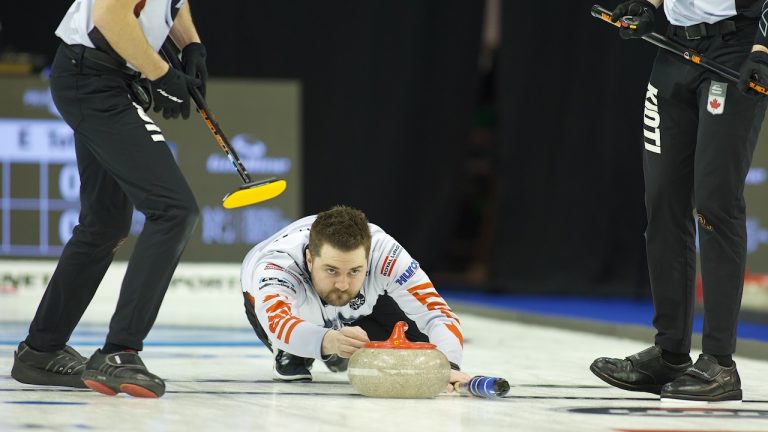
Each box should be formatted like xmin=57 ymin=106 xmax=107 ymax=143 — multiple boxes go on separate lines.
xmin=755 ymin=2 xmax=768 ymax=47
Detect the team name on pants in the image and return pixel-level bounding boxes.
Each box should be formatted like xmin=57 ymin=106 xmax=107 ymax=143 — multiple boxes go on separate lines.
xmin=643 ymin=83 xmax=661 ymax=154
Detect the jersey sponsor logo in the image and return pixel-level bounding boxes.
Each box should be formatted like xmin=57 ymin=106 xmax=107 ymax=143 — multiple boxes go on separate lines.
xmin=643 ymin=82 xmax=661 ymax=154
xmin=707 ymin=81 xmax=726 ymax=115
xmin=395 ymin=260 xmax=419 ymax=286
xmin=348 ymin=291 xmax=366 ymax=310
xmin=286 ymin=271 xmax=306 ymax=287
xmin=156 ymin=88 xmax=183 ymax=103
xmin=379 ymin=244 xmax=402 ymax=277
xmin=258 ymin=276 xmax=296 ymax=292
xmin=264 ymin=263 xmax=284 ymax=272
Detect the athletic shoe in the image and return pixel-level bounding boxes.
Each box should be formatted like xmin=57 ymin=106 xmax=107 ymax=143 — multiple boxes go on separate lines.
xmin=273 ymin=349 xmax=313 ymax=381
xmin=661 ymin=354 xmax=742 ymax=402
xmin=323 ymin=354 xmax=349 ymax=373
xmin=81 ymin=349 xmax=165 ymax=398
xmin=590 ymin=345 xmax=691 ymax=394
xmin=11 ymin=342 xmax=88 ymax=389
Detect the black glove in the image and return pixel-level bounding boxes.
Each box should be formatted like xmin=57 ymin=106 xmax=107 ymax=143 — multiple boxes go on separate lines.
xmin=738 ymin=50 xmax=768 ymax=97
xmin=150 ymin=67 xmax=200 ymax=119
xmin=181 ymin=42 xmax=208 ymax=98
xmin=611 ymin=0 xmax=656 ymax=39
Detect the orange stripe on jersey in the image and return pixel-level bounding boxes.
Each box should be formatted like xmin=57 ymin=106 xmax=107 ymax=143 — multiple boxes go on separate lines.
xmin=445 ymin=322 xmax=463 ymax=347
xmin=265 ymin=300 xmax=290 ymax=315
xmin=265 ymin=299 xmax=293 ymax=334
xmin=277 ymin=316 xmax=299 ymax=340
xmin=408 ymin=285 xmax=460 ymax=324
xmin=284 ymin=318 xmax=303 ymax=344
xmin=430 ymin=305 xmax=460 ymax=322
xmin=262 ymin=294 xmax=282 ymax=303
xmin=412 ymin=292 xmax=442 ymax=303
xmin=407 ymin=282 xmax=434 ymax=294
xmin=268 ymin=311 xmax=291 ymax=334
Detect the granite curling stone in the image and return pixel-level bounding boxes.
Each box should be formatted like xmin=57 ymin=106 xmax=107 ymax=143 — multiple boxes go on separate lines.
xmin=348 ymin=321 xmax=450 ymax=398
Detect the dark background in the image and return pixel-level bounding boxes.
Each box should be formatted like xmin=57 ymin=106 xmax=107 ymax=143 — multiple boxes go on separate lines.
xmin=0 ymin=1 xmax=659 ymax=297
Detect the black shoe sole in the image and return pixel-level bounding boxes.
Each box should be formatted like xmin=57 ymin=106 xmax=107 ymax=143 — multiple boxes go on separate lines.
xmin=661 ymin=389 xmax=743 ymax=402
xmin=81 ymin=370 xmax=165 ymax=398
xmin=11 ymin=353 xmax=87 ymax=389
xmin=590 ymin=363 xmax=663 ymax=395
xmin=272 ymin=376 xmax=312 ymax=382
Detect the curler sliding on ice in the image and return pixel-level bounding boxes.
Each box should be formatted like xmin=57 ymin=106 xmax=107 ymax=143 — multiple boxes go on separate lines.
xmin=240 ymin=205 xmax=511 ymax=399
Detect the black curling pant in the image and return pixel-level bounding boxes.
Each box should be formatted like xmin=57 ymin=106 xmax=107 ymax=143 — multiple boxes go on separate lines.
xmin=26 ymin=44 xmax=199 ymax=352
xmin=643 ymin=24 xmax=767 ymax=356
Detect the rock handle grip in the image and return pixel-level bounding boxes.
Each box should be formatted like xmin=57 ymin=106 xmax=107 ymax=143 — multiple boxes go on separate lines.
xmin=454 ymin=375 xmax=510 ymax=399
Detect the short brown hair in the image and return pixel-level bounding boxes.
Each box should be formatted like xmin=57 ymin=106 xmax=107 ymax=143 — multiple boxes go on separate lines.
xmin=309 ymin=205 xmax=372 ymax=258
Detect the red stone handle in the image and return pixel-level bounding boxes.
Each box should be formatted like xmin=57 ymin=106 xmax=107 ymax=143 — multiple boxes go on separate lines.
xmin=363 ymin=321 xmax=437 ymax=350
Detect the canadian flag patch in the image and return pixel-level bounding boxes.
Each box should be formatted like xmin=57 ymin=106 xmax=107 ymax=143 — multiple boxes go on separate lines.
xmin=707 ymin=81 xmax=727 ymax=115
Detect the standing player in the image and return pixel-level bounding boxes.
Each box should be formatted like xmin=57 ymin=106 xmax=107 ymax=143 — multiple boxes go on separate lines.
xmin=241 ymin=206 xmax=469 ymax=388
xmin=11 ymin=0 xmax=207 ymax=398
xmin=590 ymin=0 xmax=768 ymax=402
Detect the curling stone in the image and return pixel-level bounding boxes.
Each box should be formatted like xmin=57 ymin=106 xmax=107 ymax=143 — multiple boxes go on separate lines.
xmin=348 ymin=321 xmax=450 ymax=398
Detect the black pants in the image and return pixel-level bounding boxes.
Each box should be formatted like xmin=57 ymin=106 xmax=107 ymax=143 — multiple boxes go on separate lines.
xmin=644 ymin=23 xmax=767 ymax=356
xmin=25 ymin=44 xmax=199 ymax=352
xmin=243 ymin=292 xmax=428 ymax=355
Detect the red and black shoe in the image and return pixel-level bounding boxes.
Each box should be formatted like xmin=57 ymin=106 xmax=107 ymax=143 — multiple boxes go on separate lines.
xmin=81 ymin=349 xmax=165 ymax=398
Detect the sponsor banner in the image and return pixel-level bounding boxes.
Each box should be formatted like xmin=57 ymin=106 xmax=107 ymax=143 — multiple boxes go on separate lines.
xmin=0 ymin=260 xmax=247 ymax=327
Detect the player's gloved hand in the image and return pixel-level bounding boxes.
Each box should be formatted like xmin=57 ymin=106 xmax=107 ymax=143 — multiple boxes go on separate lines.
xmin=181 ymin=42 xmax=208 ymax=98
xmin=611 ymin=0 xmax=656 ymax=39
xmin=150 ymin=67 xmax=200 ymax=120
xmin=738 ymin=50 xmax=768 ymax=97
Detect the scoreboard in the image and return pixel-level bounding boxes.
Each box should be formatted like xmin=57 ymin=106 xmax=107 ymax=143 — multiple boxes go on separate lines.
xmin=0 ymin=76 xmax=301 ymax=263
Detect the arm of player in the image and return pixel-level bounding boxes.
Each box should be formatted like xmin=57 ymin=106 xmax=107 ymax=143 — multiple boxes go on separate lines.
xmin=168 ymin=1 xmax=202 ymax=49
xmin=382 ymin=248 xmax=464 ymax=368
xmin=92 ymin=0 xmax=169 ymax=80
xmin=251 ymin=290 xmax=331 ymax=359
xmin=246 ymin=266 xmax=331 ymax=359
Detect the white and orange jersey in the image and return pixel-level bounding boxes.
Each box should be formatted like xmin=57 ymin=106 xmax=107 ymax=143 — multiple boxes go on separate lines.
xmin=241 ymin=216 xmax=463 ymax=367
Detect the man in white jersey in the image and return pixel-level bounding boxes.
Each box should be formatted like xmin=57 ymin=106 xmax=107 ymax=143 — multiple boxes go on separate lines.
xmin=241 ymin=206 xmax=470 ymax=389
xmin=590 ymin=0 xmax=768 ymax=402
xmin=10 ymin=0 xmax=207 ymax=398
